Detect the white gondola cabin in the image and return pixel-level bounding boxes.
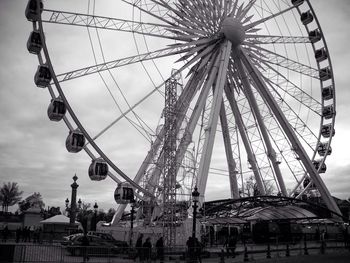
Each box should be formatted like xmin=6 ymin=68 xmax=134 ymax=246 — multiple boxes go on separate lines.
xmin=309 ymin=29 xmax=322 ymax=44
xmin=27 ymin=30 xmax=42 ymax=55
xmin=319 ymin=67 xmax=332 ymax=81
xmin=321 ymin=124 xmax=335 ymax=138
xmin=88 ymin=158 xmax=108 ymax=181
xmin=303 ymin=177 xmax=316 ymax=189
xmin=312 ymin=160 xmax=327 ymax=173
xmin=322 ymin=105 xmax=335 ymax=119
xmin=34 ymin=65 xmax=51 ymax=88
xmin=292 ymin=0 xmax=304 ymax=7
xmin=322 ymin=86 xmax=334 ymax=101
xmin=66 ymin=129 xmax=85 ymax=153
xmin=315 ymin=48 xmax=328 ymax=63
xmin=25 ymin=0 xmax=43 ymax=22
xmin=114 ymin=183 xmax=134 ymax=204
xmin=47 ymin=97 xmax=66 ymax=121
xmin=317 ymin=142 xmax=332 ymax=156
xmin=301 ymin=11 xmax=313 ymax=25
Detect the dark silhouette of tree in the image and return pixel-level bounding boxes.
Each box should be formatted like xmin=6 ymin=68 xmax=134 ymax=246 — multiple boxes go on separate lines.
xmin=244 ymin=176 xmax=275 ymax=197
xmin=18 ymin=192 xmax=45 ymax=212
xmin=0 ymin=182 xmax=23 ymax=212
xmin=76 ymin=202 xmax=93 ymax=232
xmin=105 ymin=208 xmax=116 ymax=222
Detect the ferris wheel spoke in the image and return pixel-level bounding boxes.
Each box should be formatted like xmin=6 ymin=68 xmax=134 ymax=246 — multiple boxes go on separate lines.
xmin=42 ymin=9 xmax=195 ymax=42
xmin=56 ymin=44 xmax=196 ymax=83
xmin=234 ymin=54 xmax=287 ymax=196
xmin=122 ymin=0 xmax=175 ymax=27
xmin=175 ymin=51 xmax=222 ymax=179
xmin=224 ymin=83 xmax=265 ymax=195
xmin=219 ymin=102 xmax=240 ymax=199
xmin=255 ymin=57 xmax=322 ymax=115
xmin=261 ymin=78 xmax=319 ymax=153
xmin=239 ymin=48 xmax=341 ymax=214
xmin=244 ymin=5 xmax=295 ymax=31
xmin=197 ymin=40 xmax=233 ymax=198
xmin=245 ymin=35 xmax=311 ymax=44
xmin=246 ymin=46 xmax=319 ymax=79
xmin=236 ymin=0 xmax=256 ymax=21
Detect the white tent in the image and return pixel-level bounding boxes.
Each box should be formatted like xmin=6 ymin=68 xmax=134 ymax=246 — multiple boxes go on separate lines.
xmin=40 ymin=215 xmax=79 ymax=225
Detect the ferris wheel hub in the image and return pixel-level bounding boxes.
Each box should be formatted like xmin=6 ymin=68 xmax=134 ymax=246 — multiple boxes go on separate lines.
xmin=221 ymin=17 xmax=245 ymax=46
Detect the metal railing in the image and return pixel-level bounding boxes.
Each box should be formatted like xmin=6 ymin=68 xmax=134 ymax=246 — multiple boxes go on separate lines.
xmin=0 ymin=238 xmax=349 ymax=262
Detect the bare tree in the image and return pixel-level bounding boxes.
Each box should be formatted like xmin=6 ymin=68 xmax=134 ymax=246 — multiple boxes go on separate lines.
xmin=244 ymin=176 xmax=275 ymax=197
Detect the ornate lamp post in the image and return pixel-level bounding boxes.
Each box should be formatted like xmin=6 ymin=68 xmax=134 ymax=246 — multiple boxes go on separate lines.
xmin=65 ymin=175 xmax=81 ymax=231
xmin=192 ymin=186 xmax=200 ymax=238
xmin=93 ymin=202 xmax=98 ymax=231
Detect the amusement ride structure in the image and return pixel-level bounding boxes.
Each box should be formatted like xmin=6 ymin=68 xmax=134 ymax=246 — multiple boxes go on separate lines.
xmin=25 ymin=0 xmax=341 ymax=245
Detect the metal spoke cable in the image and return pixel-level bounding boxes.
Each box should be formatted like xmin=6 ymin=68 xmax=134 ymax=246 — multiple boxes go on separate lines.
xmin=86 ymin=0 xmax=152 ymax=143
xmin=92 ymin=0 xmax=154 ymax=140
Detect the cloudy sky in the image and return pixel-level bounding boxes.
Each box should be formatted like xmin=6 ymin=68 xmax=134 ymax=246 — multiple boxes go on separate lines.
xmin=0 ymin=0 xmax=350 ymax=214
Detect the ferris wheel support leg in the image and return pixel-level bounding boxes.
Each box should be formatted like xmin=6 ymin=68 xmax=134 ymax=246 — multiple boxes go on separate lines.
xmin=234 ymin=54 xmax=288 ymax=196
xmin=224 ymin=84 xmax=266 ymax=196
xmin=219 ymin=102 xmax=240 ymax=199
xmin=174 ymin=53 xmax=222 ymax=176
xmin=197 ymin=40 xmax=232 ymax=199
xmin=238 ymin=48 xmax=341 ymax=215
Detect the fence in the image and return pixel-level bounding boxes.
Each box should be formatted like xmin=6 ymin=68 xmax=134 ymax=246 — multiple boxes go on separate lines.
xmin=0 ymin=238 xmax=349 ymax=262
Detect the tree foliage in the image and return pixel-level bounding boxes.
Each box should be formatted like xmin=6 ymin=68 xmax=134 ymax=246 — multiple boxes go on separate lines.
xmin=18 ymin=192 xmax=45 ymax=212
xmin=0 ymin=182 xmax=23 ymax=212
xmin=244 ymin=176 xmax=275 ymax=197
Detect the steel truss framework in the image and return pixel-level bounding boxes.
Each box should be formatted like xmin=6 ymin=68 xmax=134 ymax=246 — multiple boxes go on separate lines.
xmin=27 ymin=0 xmax=341 ymax=245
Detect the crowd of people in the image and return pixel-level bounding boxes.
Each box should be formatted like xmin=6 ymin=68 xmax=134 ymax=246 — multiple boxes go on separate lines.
xmin=135 ymin=234 xmax=164 ymax=263
xmin=0 ymin=225 xmax=44 ymax=243
xmin=134 ymin=234 xmax=204 ymax=263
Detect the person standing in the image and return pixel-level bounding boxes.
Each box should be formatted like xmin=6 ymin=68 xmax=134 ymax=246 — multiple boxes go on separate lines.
xmin=81 ymin=234 xmax=90 ymax=262
xmin=155 ymin=236 xmax=164 ymax=263
xmin=194 ymin=237 xmax=202 ymax=263
xmin=2 ymin=225 xmax=9 ymax=242
xmin=143 ymin=237 xmax=152 ymax=263
xmin=15 ymin=227 xmax=21 ymax=243
xmin=186 ymin=236 xmax=195 ymax=262
xmin=135 ymin=233 xmax=144 ymax=261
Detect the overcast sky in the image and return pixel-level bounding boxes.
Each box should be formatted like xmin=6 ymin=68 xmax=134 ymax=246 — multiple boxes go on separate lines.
xmin=0 ymin=0 xmax=350 ymax=214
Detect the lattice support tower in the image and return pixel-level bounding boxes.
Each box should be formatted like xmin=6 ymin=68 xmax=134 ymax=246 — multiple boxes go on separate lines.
xmin=163 ymin=75 xmax=178 ymax=246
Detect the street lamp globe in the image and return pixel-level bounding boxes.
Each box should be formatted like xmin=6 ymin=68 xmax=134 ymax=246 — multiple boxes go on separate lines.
xmin=93 ymin=202 xmax=98 ymax=213
xmin=192 ymin=186 xmax=200 ymax=203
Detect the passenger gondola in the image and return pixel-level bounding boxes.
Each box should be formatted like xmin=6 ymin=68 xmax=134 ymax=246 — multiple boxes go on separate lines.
xmin=312 ymin=160 xmax=327 ymax=173
xmin=321 ymin=124 xmax=335 ymax=138
xmin=301 ymin=11 xmax=313 ymax=25
xmin=317 ymin=142 xmax=332 ymax=156
xmin=114 ymin=183 xmax=134 ymax=204
xmin=66 ymin=129 xmax=85 ymax=153
xmin=47 ymin=97 xmax=66 ymax=121
xmin=322 ymin=105 xmax=335 ymax=120
xmin=27 ymin=30 xmax=42 ymax=55
xmin=88 ymin=158 xmax=108 ymax=181
xmin=34 ymin=65 xmax=51 ymax=88
xmin=25 ymin=0 xmax=43 ymax=22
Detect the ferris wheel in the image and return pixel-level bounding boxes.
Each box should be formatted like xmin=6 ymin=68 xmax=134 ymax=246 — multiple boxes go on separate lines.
xmin=25 ymin=0 xmax=341 ymax=221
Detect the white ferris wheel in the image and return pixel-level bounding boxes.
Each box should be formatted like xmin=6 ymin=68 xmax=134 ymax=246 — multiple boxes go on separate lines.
xmin=25 ymin=0 xmax=341 ymax=231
